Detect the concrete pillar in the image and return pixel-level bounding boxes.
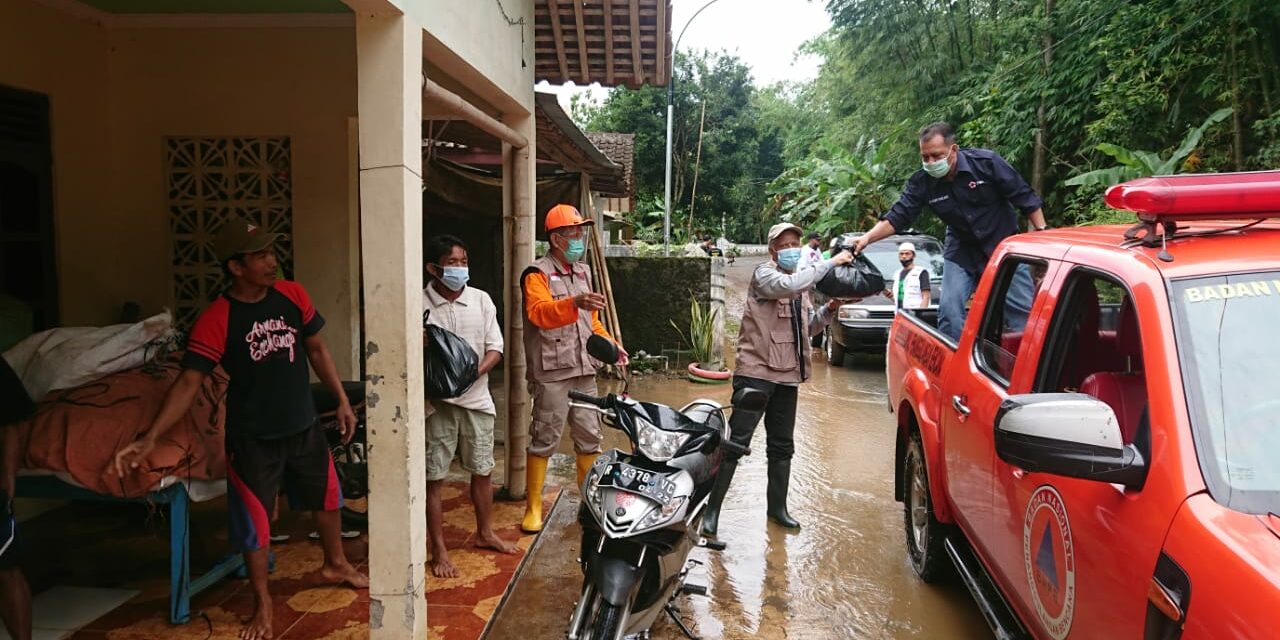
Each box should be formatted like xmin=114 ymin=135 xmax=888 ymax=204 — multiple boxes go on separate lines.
xmin=354 ymin=10 xmax=427 ymax=639
xmin=710 ymin=257 xmax=727 ymax=364
xmin=503 ymin=115 xmax=535 ymax=499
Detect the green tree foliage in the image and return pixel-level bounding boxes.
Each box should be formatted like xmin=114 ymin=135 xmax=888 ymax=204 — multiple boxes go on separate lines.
xmin=577 ymin=1 xmax=1280 ymax=243
xmin=577 ymin=50 xmax=785 ymax=243
xmin=814 ymin=0 xmax=1280 ymax=227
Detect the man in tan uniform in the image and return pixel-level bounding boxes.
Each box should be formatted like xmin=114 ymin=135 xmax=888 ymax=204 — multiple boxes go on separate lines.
xmin=700 ymin=222 xmax=855 ymax=537
xmin=520 ymin=204 xmax=627 ymax=533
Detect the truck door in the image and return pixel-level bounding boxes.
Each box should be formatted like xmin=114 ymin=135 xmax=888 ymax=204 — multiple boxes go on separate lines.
xmin=942 ymin=256 xmax=1054 ymax=557
xmin=989 ymin=266 xmax=1175 ymax=639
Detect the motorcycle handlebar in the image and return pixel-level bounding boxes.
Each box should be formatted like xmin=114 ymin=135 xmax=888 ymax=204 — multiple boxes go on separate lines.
xmin=568 ymin=390 xmax=607 ymax=408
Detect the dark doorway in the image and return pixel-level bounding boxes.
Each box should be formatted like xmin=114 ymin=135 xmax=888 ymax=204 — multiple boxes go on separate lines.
xmin=0 ymin=84 xmax=58 ymax=335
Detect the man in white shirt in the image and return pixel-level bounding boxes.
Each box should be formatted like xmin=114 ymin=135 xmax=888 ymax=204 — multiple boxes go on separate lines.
xmin=799 ymin=231 xmax=823 ymax=270
xmin=890 ymin=242 xmax=932 ymax=310
xmin=422 ymin=235 xmax=517 ymax=578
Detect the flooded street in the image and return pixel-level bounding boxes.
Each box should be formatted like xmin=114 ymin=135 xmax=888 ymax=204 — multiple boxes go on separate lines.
xmin=490 ymin=260 xmax=991 ymax=639
xmin=614 ymin=358 xmax=989 ymax=639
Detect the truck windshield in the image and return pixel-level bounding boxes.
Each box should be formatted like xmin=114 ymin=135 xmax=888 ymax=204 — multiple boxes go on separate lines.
xmin=1171 ymin=272 xmax=1280 ymax=515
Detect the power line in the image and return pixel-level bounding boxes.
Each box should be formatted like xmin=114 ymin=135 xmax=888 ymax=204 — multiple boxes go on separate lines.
xmin=494 ymin=0 xmax=524 ymax=26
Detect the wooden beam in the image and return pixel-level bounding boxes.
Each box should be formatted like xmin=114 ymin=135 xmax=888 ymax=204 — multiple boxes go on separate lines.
xmin=654 ymin=0 xmax=667 ymax=85
xmin=628 ymin=0 xmax=643 ymax=84
xmin=423 ymin=79 xmax=528 ymax=148
xmin=604 ymin=0 xmax=615 ymax=84
xmin=547 ymin=0 xmax=569 ymax=83
xmin=573 ymin=0 xmax=590 ymax=83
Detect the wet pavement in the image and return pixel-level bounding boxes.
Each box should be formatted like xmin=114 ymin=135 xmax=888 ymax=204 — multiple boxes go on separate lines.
xmin=487 ymin=261 xmax=991 ymax=639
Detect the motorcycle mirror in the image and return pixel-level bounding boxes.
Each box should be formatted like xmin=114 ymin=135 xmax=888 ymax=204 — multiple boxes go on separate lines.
xmin=586 ymin=334 xmax=619 ymax=364
xmin=730 ymin=387 xmax=767 ymax=412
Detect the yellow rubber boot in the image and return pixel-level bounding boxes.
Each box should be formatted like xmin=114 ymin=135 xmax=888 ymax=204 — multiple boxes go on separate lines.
xmin=576 ymin=453 xmax=599 ymax=489
xmin=521 ymin=455 xmax=550 ymax=533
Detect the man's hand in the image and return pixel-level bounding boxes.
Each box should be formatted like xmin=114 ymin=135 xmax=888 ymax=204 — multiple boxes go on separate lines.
xmin=336 ymin=402 xmax=358 ymax=444
xmin=572 ymin=292 xmax=607 ymax=311
xmin=832 ymin=250 xmax=855 ymax=266
xmin=114 ymin=436 xmax=157 ymax=477
xmin=851 ymin=236 xmax=871 ymax=255
xmin=615 ymin=345 xmax=630 ymax=367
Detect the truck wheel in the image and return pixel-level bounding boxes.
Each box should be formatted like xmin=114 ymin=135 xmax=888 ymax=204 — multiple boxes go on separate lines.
xmin=825 ymin=327 xmax=846 ymax=367
xmin=904 ymin=433 xmax=951 ymax=583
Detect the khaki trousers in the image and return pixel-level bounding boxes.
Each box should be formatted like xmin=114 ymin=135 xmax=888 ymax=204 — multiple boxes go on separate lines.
xmin=527 ymin=374 xmax=602 ymax=457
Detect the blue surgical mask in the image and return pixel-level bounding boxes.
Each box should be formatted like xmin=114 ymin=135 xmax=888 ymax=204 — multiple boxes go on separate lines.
xmin=439 ymin=266 xmax=469 ymax=291
xmin=564 ymin=238 xmax=586 ymax=262
xmin=777 ymin=248 xmax=802 ymax=271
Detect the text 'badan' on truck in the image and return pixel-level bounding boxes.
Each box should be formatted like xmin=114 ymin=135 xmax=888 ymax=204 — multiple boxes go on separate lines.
xmin=885 ymin=171 xmax=1280 ymax=640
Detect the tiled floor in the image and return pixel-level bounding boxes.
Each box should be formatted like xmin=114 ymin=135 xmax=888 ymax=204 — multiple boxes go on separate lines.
xmin=12 ymin=480 xmax=563 ymax=640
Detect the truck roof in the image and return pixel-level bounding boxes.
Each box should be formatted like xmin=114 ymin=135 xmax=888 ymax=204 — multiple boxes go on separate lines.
xmin=1004 ymin=220 xmax=1280 ymax=279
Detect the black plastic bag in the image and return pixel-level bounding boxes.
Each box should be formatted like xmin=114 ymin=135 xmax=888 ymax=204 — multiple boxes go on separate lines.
xmin=815 ymin=252 xmax=886 ymax=299
xmin=423 ymin=311 xmax=479 ymax=399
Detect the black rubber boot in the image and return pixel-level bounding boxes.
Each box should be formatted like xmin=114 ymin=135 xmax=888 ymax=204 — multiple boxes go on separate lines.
xmin=766 ymin=460 xmax=801 ymax=529
xmin=700 ymin=457 xmax=739 ymax=537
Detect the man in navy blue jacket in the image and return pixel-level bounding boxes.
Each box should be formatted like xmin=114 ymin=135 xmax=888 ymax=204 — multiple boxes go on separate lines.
xmin=853 ymin=122 xmax=1050 ymax=340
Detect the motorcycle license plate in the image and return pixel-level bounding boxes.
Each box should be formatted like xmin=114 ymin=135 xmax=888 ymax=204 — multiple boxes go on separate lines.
xmin=601 ymin=462 xmax=678 ymax=503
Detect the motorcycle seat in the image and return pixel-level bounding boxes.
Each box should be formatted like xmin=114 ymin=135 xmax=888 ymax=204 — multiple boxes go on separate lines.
xmin=311 ymin=381 xmax=366 ymax=414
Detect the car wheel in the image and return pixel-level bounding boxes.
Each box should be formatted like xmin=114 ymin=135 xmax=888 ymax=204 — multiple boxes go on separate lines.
xmin=825 ymin=326 xmax=846 ymax=367
xmin=904 ymin=432 xmax=951 ymax=583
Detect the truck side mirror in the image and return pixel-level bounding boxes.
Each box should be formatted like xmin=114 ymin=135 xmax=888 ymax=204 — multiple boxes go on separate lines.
xmin=995 ymin=393 xmax=1147 ymax=490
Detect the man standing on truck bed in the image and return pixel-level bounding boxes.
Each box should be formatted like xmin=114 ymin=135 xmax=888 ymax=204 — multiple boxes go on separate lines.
xmin=853 ymin=122 xmax=1049 ymax=340
xmin=700 ymin=222 xmax=855 ymax=537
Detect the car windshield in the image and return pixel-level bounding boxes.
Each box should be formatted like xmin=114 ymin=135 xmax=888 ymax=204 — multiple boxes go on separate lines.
xmin=859 ymin=238 xmax=945 ymax=282
xmin=1171 ymin=272 xmax=1280 ymax=515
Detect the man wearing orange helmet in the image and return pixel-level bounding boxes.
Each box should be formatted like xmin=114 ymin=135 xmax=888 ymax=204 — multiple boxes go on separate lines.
xmin=519 ymin=204 xmax=627 ymax=533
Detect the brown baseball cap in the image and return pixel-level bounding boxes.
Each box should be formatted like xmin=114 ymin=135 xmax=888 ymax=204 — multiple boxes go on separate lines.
xmin=214 ymin=217 xmax=282 ymax=262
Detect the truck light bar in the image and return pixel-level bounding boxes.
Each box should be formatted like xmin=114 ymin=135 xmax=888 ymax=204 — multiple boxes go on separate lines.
xmin=1104 ymin=171 xmax=1280 ymax=222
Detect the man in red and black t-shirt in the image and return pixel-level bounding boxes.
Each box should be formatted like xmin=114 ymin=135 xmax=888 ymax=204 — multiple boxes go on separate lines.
xmin=114 ymin=218 xmax=367 ymax=640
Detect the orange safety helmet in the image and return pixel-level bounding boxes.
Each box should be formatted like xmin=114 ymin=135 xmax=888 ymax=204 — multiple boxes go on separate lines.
xmin=545 ymin=204 xmax=594 ymax=232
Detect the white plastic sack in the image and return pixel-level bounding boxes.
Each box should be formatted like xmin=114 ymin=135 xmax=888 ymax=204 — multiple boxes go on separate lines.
xmin=1 ymin=312 xmax=177 ymax=401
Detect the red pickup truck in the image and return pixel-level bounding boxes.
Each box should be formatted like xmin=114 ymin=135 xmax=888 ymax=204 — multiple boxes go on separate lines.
xmin=886 ymin=172 xmax=1280 ymax=639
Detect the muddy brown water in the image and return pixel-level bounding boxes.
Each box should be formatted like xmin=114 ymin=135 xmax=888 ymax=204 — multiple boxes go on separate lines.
xmin=488 ymin=260 xmax=991 ymax=639
xmin=605 ymin=361 xmax=987 ymax=639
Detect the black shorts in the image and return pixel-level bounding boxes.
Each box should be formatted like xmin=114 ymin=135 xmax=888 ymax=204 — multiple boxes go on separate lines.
xmin=0 ymin=493 xmax=19 ymax=570
xmin=226 ymin=423 xmax=342 ymax=553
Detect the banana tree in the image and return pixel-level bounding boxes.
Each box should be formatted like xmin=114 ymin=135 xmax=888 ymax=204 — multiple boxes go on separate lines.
xmin=1065 ymin=108 xmax=1233 ymax=188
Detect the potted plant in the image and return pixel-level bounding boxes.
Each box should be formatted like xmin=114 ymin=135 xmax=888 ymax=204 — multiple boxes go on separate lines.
xmin=671 ymin=298 xmax=729 ymax=384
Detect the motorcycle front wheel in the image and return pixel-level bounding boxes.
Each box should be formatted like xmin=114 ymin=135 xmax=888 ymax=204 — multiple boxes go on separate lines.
xmin=587 ymin=601 xmax=622 ymax=640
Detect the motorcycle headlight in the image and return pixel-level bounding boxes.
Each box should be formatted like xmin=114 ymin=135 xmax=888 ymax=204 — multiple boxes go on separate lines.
xmin=583 ymin=465 xmax=604 ymax=511
xmin=636 ymin=495 xmax=687 ymax=531
xmin=636 ymin=422 xmax=690 ymax=462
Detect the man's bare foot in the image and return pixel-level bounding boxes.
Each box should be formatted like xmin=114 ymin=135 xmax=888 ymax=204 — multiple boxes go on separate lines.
xmin=430 ymin=549 xmax=459 ymax=578
xmin=240 ymin=602 xmax=273 ymax=640
xmin=320 ymin=561 xmax=370 ymax=589
xmin=476 ymin=531 xmax=519 ymax=555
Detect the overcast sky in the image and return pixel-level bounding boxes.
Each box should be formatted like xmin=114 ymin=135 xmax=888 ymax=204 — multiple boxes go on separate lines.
xmin=543 ymin=0 xmax=832 ymax=112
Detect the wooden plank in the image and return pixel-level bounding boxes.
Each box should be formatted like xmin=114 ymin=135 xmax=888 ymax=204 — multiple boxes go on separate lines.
xmin=654 ymin=0 xmax=667 ymax=85
xmin=573 ymin=0 xmax=590 ymax=83
xmin=628 ymin=0 xmax=644 ymax=84
xmin=604 ymin=0 xmax=615 ymax=84
xmin=547 ymin=0 xmax=570 ymax=83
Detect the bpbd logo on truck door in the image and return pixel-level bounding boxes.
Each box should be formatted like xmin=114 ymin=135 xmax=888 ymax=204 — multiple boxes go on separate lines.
xmin=1023 ymin=485 xmax=1076 ymax=639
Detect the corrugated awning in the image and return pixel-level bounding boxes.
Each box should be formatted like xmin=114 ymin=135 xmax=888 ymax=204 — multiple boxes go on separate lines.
xmin=534 ymin=0 xmax=672 ymax=89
